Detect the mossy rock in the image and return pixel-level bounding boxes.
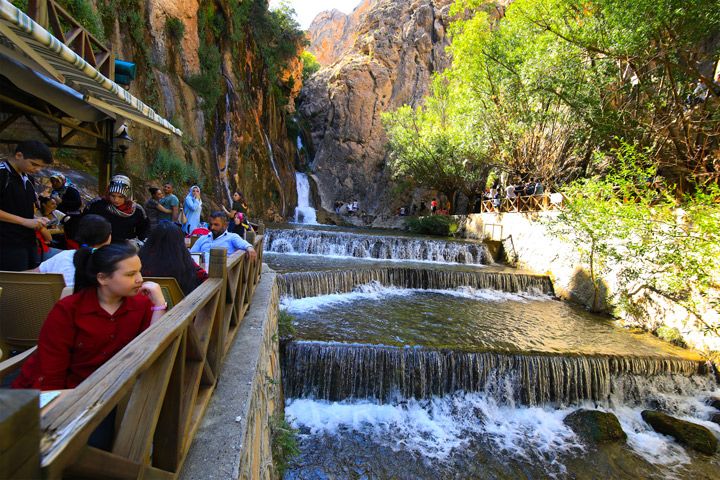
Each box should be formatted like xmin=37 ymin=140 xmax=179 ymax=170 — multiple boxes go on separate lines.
xmin=655 ymin=326 xmax=686 ymax=347
xmin=711 ymin=413 xmax=720 ymax=426
xmin=707 ymin=396 xmax=720 ymax=410
xmin=564 ymin=409 xmax=627 ymax=444
xmin=641 ymin=410 xmax=718 ymax=455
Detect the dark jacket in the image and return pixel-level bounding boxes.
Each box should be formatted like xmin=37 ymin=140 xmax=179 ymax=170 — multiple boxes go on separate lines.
xmin=84 ymin=198 xmax=149 ymax=242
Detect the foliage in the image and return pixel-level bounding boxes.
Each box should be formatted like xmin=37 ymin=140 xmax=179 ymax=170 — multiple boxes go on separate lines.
xmin=383 ymin=76 xmax=496 ymax=213
xmin=98 ymin=0 xmax=159 ymax=108
xmin=655 ymin=326 xmax=686 ymax=348
xmin=278 ymin=309 xmax=296 ymax=339
xmin=550 ymin=143 xmax=720 ymax=331
xmin=60 ymin=0 xmax=106 ymax=41
xmin=301 ymin=51 xmax=320 ymax=81
xmin=405 ymin=215 xmax=459 ymax=237
xmin=165 ymin=16 xmax=185 ymax=41
xmin=270 ymin=413 xmax=300 ymax=477
xmin=149 ymin=149 xmax=200 ymax=187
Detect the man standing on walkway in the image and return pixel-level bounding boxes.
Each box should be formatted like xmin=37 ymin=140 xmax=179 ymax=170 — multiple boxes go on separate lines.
xmin=0 ymin=141 xmax=53 ymax=270
xmin=160 ymin=182 xmax=179 ymax=223
xmin=191 ymin=211 xmax=257 ymax=260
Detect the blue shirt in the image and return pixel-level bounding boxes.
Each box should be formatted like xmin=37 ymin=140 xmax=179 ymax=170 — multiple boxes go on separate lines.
xmin=190 ymin=230 xmax=253 ymax=256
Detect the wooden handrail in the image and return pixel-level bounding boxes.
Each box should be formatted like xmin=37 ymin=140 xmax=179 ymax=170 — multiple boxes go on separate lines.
xmin=19 ymin=236 xmax=267 ymax=479
xmin=479 ymin=193 xmax=565 ymax=213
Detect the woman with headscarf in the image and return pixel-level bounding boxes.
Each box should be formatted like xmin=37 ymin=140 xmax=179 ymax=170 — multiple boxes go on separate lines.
xmin=182 ymin=185 xmax=202 ymax=234
xmin=84 ymin=174 xmax=149 ymax=242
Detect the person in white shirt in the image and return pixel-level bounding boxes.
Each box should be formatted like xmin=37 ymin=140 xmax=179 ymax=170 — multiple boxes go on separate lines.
xmin=35 ymin=214 xmax=112 ymax=287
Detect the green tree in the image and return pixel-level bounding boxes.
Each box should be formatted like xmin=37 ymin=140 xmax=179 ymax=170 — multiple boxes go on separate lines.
xmin=383 ymin=76 xmax=495 ymax=213
xmin=551 ymin=143 xmax=720 ymax=329
xmin=301 ymin=51 xmax=320 ymax=81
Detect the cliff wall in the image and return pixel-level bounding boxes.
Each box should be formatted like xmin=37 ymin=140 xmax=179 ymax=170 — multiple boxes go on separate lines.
xmin=95 ymin=0 xmax=301 ymax=220
xmin=299 ymin=0 xmax=454 ymax=221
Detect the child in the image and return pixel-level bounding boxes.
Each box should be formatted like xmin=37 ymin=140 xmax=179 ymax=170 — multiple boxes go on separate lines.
xmin=12 ymin=242 xmax=167 ymax=390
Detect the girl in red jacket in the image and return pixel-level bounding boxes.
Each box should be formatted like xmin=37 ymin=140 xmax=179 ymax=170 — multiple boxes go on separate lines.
xmin=13 ymin=241 xmax=167 ymax=390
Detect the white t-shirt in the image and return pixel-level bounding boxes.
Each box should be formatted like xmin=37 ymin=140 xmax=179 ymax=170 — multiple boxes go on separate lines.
xmin=38 ymin=249 xmax=76 ymax=287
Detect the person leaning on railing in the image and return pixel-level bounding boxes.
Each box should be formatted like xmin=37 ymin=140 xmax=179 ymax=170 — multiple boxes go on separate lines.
xmin=11 ymin=242 xmax=167 ymax=390
xmin=190 ymin=211 xmax=257 ymax=261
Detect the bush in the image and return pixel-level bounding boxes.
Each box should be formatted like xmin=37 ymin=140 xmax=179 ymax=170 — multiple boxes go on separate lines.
xmin=405 ymin=215 xmax=459 ymax=236
xmin=278 ymin=309 xmax=296 ymax=339
xmin=270 ymin=413 xmax=300 ymax=477
xmin=655 ymin=326 xmax=686 ymax=348
xmin=301 ymin=51 xmax=320 ymax=81
xmin=149 ymin=149 xmax=199 ymax=187
xmin=165 ymin=16 xmax=185 ymax=41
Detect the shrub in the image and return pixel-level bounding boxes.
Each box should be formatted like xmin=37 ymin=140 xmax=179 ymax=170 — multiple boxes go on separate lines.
xmin=270 ymin=413 xmax=300 ymax=477
xmin=165 ymin=16 xmax=185 ymax=41
xmin=149 ymin=149 xmax=199 ymax=187
xmin=405 ymin=215 xmax=459 ymax=236
xmin=278 ymin=309 xmax=296 ymax=339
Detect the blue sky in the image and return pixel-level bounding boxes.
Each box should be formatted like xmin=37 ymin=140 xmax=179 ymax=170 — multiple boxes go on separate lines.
xmin=269 ymin=0 xmax=361 ymax=30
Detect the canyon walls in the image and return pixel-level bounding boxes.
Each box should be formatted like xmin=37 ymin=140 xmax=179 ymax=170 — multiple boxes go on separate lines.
xmin=298 ymin=0 xmax=456 ymax=221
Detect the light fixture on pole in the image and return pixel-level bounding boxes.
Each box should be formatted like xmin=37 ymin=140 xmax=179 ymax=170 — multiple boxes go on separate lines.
xmin=114 ymin=123 xmax=133 ymax=156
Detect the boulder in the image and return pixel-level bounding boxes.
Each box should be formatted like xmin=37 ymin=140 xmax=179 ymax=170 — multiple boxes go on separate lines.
xmin=707 ymin=397 xmax=720 ymax=410
xmin=641 ymin=410 xmax=718 ymax=455
xmin=710 ymin=413 xmax=720 ymax=426
xmin=564 ymin=409 xmax=627 ymax=444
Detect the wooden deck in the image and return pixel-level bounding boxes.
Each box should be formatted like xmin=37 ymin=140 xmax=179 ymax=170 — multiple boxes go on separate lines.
xmin=480 ymin=193 xmax=565 ymax=213
xmin=0 ymin=236 xmax=265 ymax=479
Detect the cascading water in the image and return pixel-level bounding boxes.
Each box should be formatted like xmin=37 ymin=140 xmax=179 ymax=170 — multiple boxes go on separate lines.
xmin=277 ymin=268 xmax=553 ymax=298
xmin=265 ymin=228 xmax=493 ymax=265
xmin=271 ymin=225 xmax=720 ymax=477
xmin=282 ymin=342 xmax=707 ymax=404
xmin=293 ymin=172 xmax=318 ymax=224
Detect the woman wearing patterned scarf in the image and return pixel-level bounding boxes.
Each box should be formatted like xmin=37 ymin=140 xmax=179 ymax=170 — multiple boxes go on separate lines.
xmin=84 ymin=174 xmax=149 ymax=242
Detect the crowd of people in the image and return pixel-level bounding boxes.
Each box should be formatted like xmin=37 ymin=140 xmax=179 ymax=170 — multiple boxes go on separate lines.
xmin=0 ymin=140 xmax=258 ymax=401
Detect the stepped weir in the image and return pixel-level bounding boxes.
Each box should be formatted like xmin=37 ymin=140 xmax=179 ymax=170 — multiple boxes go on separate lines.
xmin=264 ymin=228 xmax=493 ymax=264
xmin=277 ymin=267 xmax=554 ymax=299
xmin=282 ymin=342 xmax=707 ymax=405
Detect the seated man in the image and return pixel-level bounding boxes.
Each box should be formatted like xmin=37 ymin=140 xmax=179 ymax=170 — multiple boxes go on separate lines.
xmin=190 ymin=211 xmax=257 ymax=260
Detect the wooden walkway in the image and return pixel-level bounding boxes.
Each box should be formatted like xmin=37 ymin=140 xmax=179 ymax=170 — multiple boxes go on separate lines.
xmin=0 ymin=236 xmax=265 ymax=479
xmin=479 ymin=193 xmax=565 ymax=213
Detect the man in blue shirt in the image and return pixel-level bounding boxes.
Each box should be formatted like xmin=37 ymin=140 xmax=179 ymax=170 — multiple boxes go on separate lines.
xmin=191 ymin=211 xmax=257 ymax=260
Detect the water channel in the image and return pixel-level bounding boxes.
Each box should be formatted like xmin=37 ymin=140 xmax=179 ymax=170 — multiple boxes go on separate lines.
xmin=268 ymin=225 xmax=720 ymax=479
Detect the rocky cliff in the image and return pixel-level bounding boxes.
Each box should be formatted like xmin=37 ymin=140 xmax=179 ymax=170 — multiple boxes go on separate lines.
xmin=298 ymin=0 xmax=454 ymax=222
xmin=83 ymin=0 xmax=302 ymax=221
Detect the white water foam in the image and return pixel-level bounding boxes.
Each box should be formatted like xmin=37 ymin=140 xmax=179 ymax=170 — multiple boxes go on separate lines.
xmin=287 ymin=383 xmax=720 ymax=475
xmin=286 ymin=392 xmax=583 ymax=473
xmin=293 ymin=172 xmax=318 ymax=225
xmin=264 ymin=250 xmax=490 ymax=267
xmin=281 ymin=282 xmax=551 ymax=314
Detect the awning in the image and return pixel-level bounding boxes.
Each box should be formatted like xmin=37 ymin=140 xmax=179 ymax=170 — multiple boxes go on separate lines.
xmin=0 ymin=0 xmax=182 ymax=137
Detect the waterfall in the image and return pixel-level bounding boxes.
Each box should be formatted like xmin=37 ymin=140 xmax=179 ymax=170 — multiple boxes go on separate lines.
xmin=293 ymin=172 xmax=318 ymax=224
xmin=282 ymin=342 xmax=709 ymax=405
xmin=263 ymin=131 xmax=282 ymax=188
xmin=264 ymin=229 xmax=493 ymax=265
xmin=278 ymin=268 xmax=553 ymax=298
xmin=297 ymin=135 xmax=303 ymax=151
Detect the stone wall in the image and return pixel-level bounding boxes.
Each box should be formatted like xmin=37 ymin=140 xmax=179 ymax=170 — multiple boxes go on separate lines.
xmin=181 ymin=266 xmax=282 ymax=479
xmin=460 ymin=212 xmax=720 ymax=356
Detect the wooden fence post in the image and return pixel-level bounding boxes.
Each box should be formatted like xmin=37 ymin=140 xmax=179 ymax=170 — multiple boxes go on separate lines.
xmin=207 ymin=248 xmax=228 ymax=373
xmin=0 ymin=390 xmax=40 ymax=479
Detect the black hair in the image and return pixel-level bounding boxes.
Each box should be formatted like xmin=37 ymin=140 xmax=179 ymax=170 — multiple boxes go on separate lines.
xmin=73 ymin=241 xmax=138 ymax=293
xmin=139 ymin=221 xmax=202 ymax=295
xmin=15 ymin=141 xmax=53 ymax=164
xmin=38 ymin=195 xmax=54 ymax=212
xmin=148 ymin=187 xmax=160 ymax=195
xmin=209 ymin=211 xmax=226 ymax=221
xmin=75 ymin=214 xmax=112 ymax=247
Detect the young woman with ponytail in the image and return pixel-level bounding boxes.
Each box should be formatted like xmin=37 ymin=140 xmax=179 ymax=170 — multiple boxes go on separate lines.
xmin=12 ymin=241 xmax=167 ymax=390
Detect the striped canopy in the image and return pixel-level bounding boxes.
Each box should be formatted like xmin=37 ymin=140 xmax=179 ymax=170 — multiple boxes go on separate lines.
xmin=0 ymin=0 xmax=182 ymax=136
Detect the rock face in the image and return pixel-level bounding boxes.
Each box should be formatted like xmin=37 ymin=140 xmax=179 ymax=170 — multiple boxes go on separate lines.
xmin=299 ymin=0 xmax=455 ymax=221
xmin=306 ymin=1 xmax=378 ymax=66
xmin=564 ymin=409 xmax=627 ymax=444
xmin=641 ymin=410 xmax=718 ymax=455
xmin=85 ymin=0 xmax=301 ymax=221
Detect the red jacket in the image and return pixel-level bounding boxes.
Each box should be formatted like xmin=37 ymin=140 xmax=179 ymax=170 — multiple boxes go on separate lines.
xmin=12 ymin=288 xmax=153 ymax=390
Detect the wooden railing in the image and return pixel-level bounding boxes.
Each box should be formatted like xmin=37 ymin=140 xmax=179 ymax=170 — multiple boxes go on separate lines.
xmin=1 ymin=236 xmax=264 ymax=479
xmin=26 ymin=0 xmax=114 ymax=80
xmin=480 ymin=193 xmax=565 ymax=213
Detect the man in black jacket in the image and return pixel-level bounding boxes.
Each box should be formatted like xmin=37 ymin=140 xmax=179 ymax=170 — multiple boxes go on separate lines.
xmin=0 ymin=141 xmax=53 ymax=270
